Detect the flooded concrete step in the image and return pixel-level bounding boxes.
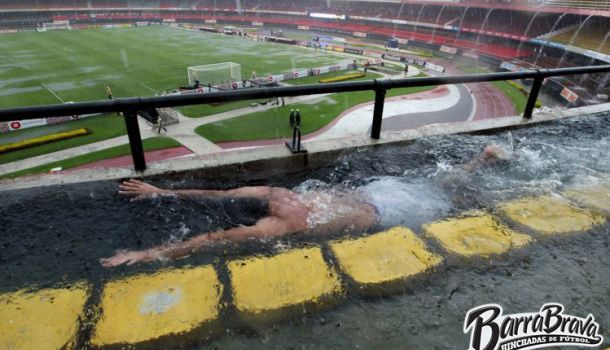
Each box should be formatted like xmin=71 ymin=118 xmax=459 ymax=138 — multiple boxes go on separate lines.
xmin=562 ymin=185 xmax=610 ymax=217
xmin=0 ymin=284 xmax=90 ymax=350
xmin=90 ymin=266 xmax=222 ymax=347
xmin=227 ymin=247 xmax=342 ymax=321
xmin=423 ymin=212 xmax=532 ymax=256
xmin=498 ymin=195 xmax=606 ymax=235
xmin=329 ymin=227 xmax=441 ymax=293
xmin=2 ymin=189 xmax=608 ymax=349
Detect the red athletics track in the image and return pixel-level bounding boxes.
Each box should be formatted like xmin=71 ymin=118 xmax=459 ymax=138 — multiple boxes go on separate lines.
xmin=469 ymin=82 xmax=516 ymax=120
xmin=438 ymin=60 xmax=516 ymax=120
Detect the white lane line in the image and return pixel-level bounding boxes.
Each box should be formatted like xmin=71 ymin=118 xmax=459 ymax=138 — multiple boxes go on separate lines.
xmin=139 ymin=83 xmax=159 ymax=94
xmin=41 ymin=82 xmax=65 ymax=103
xmin=467 ymin=85 xmax=477 ymax=122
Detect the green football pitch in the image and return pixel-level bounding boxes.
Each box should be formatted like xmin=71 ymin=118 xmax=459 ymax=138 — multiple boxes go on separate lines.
xmin=0 ymin=26 xmax=345 ymax=109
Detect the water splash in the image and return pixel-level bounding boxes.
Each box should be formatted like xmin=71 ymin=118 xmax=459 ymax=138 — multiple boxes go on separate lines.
xmin=533 ymin=13 xmax=567 ymax=67
xmin=455 ymin=6 xmax=470 ymax=41
xmin=410 ymin=3 xmax=427 ymax=41
xmin=360 ymin=177 xmax=452 ymax=229
xmin=516 ymin=11 xmax=541 ymax=59
xmin=579 ymin=31 xmax=610 ymax=87
xmin=556 ymin=15 xmax=594 ymax=69
xmin=475 ymin=8 xmax=495 ymax=47
xmin=391 ymin=2 xmax=407 ymax=38
xmin=429 ymin=4 xmax=447 ymax=44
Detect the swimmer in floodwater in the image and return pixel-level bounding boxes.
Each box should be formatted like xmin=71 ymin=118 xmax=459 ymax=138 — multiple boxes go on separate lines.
xmin=100 ymin=145 xmax=506 ymax=267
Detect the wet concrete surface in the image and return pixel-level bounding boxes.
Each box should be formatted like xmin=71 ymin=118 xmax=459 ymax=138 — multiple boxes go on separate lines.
xmin=0 ymin=114 xmax=608 ymax=349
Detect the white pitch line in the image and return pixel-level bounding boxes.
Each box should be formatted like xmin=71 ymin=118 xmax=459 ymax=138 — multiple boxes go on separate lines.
xmin=140 ymin=82 xmax=159 ymax=94
xmin=41 ymin=82 xmax=65 ymax=103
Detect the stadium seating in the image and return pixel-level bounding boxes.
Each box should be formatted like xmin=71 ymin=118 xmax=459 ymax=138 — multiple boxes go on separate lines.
xmin=550 ymin=17 xmax=610 ymax=54
xmin=0 ymin=0 xmax=606 ymax=63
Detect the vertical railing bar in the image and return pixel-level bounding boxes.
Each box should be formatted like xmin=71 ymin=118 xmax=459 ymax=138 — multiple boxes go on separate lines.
xmin=122 ymin=110 xmax=147 ymax=172
xmin=371 ymin=85 xmax=387 ymax=139
xmin=524 ymin=70 xmax=544 ymax=119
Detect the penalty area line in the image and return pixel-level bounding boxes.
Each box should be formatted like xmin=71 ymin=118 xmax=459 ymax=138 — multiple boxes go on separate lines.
xmin=139 ymin=82 xmax=160 ymax=94
xmin=41 ymin=82 xmax=65 ymax=103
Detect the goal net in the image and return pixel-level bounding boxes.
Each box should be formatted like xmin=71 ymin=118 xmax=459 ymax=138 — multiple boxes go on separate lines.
xmin=187 ymin=62 xmax=241 ymax=86
xmin=42 ymin=20 xmax=71 ymax=31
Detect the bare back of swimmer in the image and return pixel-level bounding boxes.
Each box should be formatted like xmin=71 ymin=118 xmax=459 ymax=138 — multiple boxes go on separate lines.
xmin=101 ymin=180 xmax=377 ymax=267
xmin=100 ymin=145 xmax=504 ymax=268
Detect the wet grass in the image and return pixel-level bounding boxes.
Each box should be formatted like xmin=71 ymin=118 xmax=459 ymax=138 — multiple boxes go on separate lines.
xmin=0 ymin=26 xmax=345 ymax=161
xmin=1 ymin=136 xmax=181 ymax=179
xmin=0 ymin=114 xmax=126 ymax=165
xmin=0 ymin=26 xmax=345 ymax=109
xmin=177 ymin=71 xmax=382 ymax=118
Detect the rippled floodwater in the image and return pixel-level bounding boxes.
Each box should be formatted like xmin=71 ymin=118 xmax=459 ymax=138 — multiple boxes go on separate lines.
xmin=1 ymin=114 xmax=608 ymax=349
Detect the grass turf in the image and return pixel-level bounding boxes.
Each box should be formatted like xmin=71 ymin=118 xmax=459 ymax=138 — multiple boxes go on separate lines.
xmin=180 ymin=69 xmax=381 ymax=118
xmin=0 ymin=114 xmax=126 ymax=165
xmin=196 ymin=72 xmax=432 ymax=143
xmin=0 ymin=26 xmax=347 ymax=161
xmin=0 ymin=26 xmax=346 ymax=110
xmin=491 ymin=80 xmax=527 ymax=115
xmin=1 ymin=136 xmax=181 ymax=179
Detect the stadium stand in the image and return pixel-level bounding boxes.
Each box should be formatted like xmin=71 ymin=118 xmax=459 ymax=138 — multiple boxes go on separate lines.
xmin=0 ymin=0 xmax=607 ymax=65
xmin=550 ymin=17 xmax=610 ymax=54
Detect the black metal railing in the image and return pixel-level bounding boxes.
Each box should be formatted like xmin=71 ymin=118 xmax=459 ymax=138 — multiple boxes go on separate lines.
xmin=1 ymin=65 xmax=609 ymax=172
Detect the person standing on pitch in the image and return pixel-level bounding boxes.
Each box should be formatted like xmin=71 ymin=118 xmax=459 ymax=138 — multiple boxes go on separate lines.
xmin=106 ymin=86 xmax=113 ymax=100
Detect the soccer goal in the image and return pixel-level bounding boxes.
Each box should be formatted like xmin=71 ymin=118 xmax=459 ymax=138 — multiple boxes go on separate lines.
xmin=187 ymin=62 xmax=241 ymax=86
xmin=42 ymin=20 xmax=71 ymax=31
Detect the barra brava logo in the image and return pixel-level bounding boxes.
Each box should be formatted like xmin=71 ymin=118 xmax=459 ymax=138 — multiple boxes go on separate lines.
xmin=463 ymin=303 xmax=603 ymax=350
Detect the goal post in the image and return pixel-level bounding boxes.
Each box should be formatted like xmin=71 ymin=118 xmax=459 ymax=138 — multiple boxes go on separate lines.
xmin=42 ymin=20 xmax=71 ymax=31
xmin=187 ymin=62 xmax=241 ymax=86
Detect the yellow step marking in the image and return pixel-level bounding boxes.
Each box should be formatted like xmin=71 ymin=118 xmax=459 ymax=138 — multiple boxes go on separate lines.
xmin=424 ymin=212 xmax=532 ymax=256
xmin=498 ymin=195 xmax=605 ymax=234
xmin=91 ymin=266 xmax=222 ymax=346
xmin=563 ymin=185 xmax=610 ymax=217
xmin=228 ymin=247 xmax=341 ymax=315
xmin=0 ymin=284 xmax=89 ymax=350
xmin=330 ymin=227 xmax=441 ymax=286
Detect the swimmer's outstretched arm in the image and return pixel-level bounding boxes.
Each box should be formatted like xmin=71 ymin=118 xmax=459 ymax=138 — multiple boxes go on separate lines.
xmin=118 ymin=179 xmax=274 ymax=200
xmin=100 ymin=216 xmax=294 ymax=268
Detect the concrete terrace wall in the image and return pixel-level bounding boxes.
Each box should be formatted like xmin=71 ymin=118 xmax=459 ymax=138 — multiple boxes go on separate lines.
xmin=1 ymin=102 xmax=609 ymax=192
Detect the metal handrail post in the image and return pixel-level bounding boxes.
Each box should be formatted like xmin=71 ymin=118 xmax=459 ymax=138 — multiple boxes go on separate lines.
xmin=524 ymin=73 xmax=544 ymax=119
xmin=292 ymin=125 xmax=298 ymax=149
xmin=123 ymin=110 xmax=146 ymax=172
xmin=371 ymin=86 xmax=387 ymax=139
xmin=296 ymin=127 xmax=302 ymax=152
